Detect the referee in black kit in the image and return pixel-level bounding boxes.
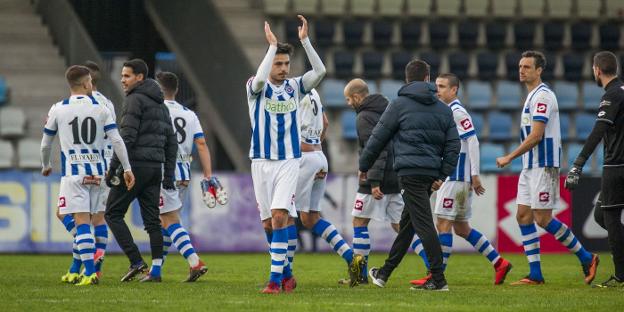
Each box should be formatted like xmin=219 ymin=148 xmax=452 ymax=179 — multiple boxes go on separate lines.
xmin=105 ymin=59 xmax=177 ymax=282
xmin=565 ymin=51 xmax=624 ymax=287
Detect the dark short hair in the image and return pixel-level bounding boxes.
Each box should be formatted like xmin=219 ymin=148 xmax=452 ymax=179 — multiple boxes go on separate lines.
xmin=276 ymin=42 xmax=294 ymax=55
xmin=65 ymin=65 xmax=91 ymax=88
xmin=521 ymin=50 xmax=547 ymax=70
xmin=156 ymin=71 xmax=179 ymax=94
xmin=405 ymin=59 xmax=430 ymax=83
xmin=83 ymin=60 xmax=100 ymax=86
xmin=437 ymin=73 xmax=460 ymax=92
xmin=122 ymin=58 xmax=148 ymax=78
xmin=593 ymin=51 xmax=619 ymax=76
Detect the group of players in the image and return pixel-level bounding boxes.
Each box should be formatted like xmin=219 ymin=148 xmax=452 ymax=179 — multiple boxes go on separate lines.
xmin=248 ymin=15 xmax=607 ymax=294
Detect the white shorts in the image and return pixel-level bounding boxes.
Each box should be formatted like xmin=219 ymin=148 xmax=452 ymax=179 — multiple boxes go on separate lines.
xmin=351 ymin=192 xmax=404 ymax=224
xmin=252 ymin=158 xmax=299 ymax=221
xmin=295 ymin=151 xmax=328 ymax=213
xmin=159 ymin=183 xmax=189 ymax=214
xmin=58 ymin=175 xmax=103 ymax=215
xmin=516 ymin=167 xmax=560 ymax=209
xmin=97 ymin=184 xmax=109 ymax=213
xmin=434 ymin=181 xmax=473 ymax=221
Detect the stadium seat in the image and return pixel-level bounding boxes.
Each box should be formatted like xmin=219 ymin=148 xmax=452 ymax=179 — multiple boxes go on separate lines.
xmin=505 ymin=50 xmax=522 ymax=81
xmin=543 ymin=21 xmax=565 ymax=51
xmin=0 ymin=140 xmax=13 ymax=168
xmin=581 ymin=81 xmax=603 ymax=110
xmin=562 ymin=52 xmax=585 ymax=81
xmin=458 ymin=20 xmax=479 ymax=49
xmin=520 ymin=0 xmax=544 ymax=18
xmin=378 ymin=0 xmax=404 ymax=16
xmin=464 ymin=0 xmax=489 ymax=18
xmin=285 ymin=19 xmax=300 ymax=45
xmin=541 ymin=52 xmax=556 ymax=82
xmin=481 ymin=143 xmax=505 ymax=172
xmin=547 ymin=0 xmax=572 ymax=19
xmin=606 ymin=0 xmax=624 ymax=19
xmin=362 ymin=51 xmax=384 ymax=79
xmin=560 ymin=113 xmax=571 ymax=141
xmin=333 ymin=50 xmax=355 ymax=79
xmin=0 ymin=76 xmax=7 ymax=105
xmin=407 ymin=0 xmax=432 ymax=16
xmin=496 ymin=81 xmax=521 ymax=110
xmin=492 ymin=0 xmax=516 ymax=18
xmin=17 ymin=139 xmax=41 ymax=169
xmin=367 ymin=80 xmax=379 ymax=94
xmin=391 ymin=51 xmax=412 ymax=80
xmin=553 ymin=81 xmax=579 ymax=111
xmin=420 ymin=51 xmax=441 ymax=78
xmin=428 ymin=20 xmax=450 ymax=49
xmin=465 ymin=80 xmax=492 ymax=110
xmin=514 ymin=21 xmax=536 ymax=50
xmin=576 ymin=0 xmax=601 ymax=19
xmin=314 ymin=19 xmax=335 ymax=47
xmin=320 ymin=78 xmax=347 ymax=108
xmin=477 ymin=51 xmax=499 ymax=81
xmin=488 ymin=112 xmax=513 ymax=141
xmin=448 ymin=51 xmax=470 ymax=81
xmin=436 ymin=0 xmax=461 ymax=17
xmin=575 ymin=113 xmax=596 ymax=140
xmin=293 ymin=0 xmax=318 ymax=14
xmin=486 ymin=21 xmax=507 ymax=50
xmin=599 ymin=23 xmax=621 ymax=50
xmin=400 ymin=20 xmax=422 ymax=48
xmin=0 ymin=106 xmax=26 ymax=139
xmin=380 ymin=79 xmax=404 ymax=101
xmin=571 ymin=22 xmax=592 ymax=51
xmin=594 ymin=143 xmax=604 ymax=173
xmin=321 ymin=0 xmax=346 ymax=15
xmin=342 ymin=20 xmax=365 ymax=48
xmin=470 ymin=112 xmax=484 ymax=137
xmin=508 ymin=144 xmax=523 ymax=172
xmin=372 ymin=20 xmax=394 ymax=48
xmin=350 ymin=0 xmax=375 ymax=16
xmin=566 ymin=143 xmax=583 ymax=170
xmin=341 ymin=110 xmax=358 ymax=140
xmin=264 ymin=0 xmax=289 ymax=15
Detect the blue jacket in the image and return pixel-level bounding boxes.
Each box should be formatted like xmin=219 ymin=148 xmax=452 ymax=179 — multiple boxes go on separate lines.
xmin=359 ymin=81 xmax=460 ymax=179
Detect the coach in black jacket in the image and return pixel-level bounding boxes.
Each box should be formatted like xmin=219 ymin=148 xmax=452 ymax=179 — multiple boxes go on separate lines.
xmin=105 ymin=59 xmax=177 ymax=282
xmin=361 ymin=60 xmax=460 ymax=291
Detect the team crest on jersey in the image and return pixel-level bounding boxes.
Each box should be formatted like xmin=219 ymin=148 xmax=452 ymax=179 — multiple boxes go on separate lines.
xmin=354 ymin=199 xmax=364 ymax=211
xmin=539 ymin=192 xmax=550 ymax=202
xmin=58 ymin=197 xmax=66 ymax=208
xmin=285 ymin=85 xmax=294 ymax=94
xmin=460 ymin=118 xmax=473 ymax=130
xmin=536 ymin=103 xmax=547 ymax=113
xmin=443 ymin=198 xmax=454 ymax=209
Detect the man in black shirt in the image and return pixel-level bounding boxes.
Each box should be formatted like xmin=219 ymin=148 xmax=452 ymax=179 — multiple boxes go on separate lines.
xmin=566 ymin=51 xmax=624 ymax=287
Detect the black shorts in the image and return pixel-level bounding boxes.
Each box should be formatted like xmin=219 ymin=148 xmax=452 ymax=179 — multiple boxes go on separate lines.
xmin=601 ymin=166 xmax=624 ymax=210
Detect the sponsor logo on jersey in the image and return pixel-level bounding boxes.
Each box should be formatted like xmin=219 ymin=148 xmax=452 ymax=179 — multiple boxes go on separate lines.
xmin=265 ymin=98 xmax=296 ymax=114
xmin=536 ymin=103 xmax=547 ymax=113
xmin=69 ymin=153 xmax=101 ymax=164
xmin=539 ymin=192 xmax=550 ymax=202
xmin=598 ymin=111 xmax=606 ymax=118
xmin=58 ymin=197 xmax=66 ymax=208
xmin=460 ymin=118 xmax=473 ymax=130
xmin=443 ymin=198 xmax=454 ymax=209
xmin=354 ymin=199 xmax=364 ymax=211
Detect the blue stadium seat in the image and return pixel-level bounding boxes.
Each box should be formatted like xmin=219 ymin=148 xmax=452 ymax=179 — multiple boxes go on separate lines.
xmin=594 ymin=144 xmax=604 ymax=174
xmin=333 ymin=50 xmax=354 ymax=79
xmin=477 ymin=51 xmax=499 ymax=81
xmin=314 ymin=19 xmax=335 ymax=47
xmin=470 ymin=112 xmax=484 ymax=137
xmin=341 ymin=110 xmax=358 ymax=140
xmin=401 ymin=20 xmax=422 ymax=48
xmin=563 ymin=52 xmax=585 ymax=81
xmin=600 ymin=23 xmax=621 ymax=50
xmin=571 ymin=22 xmax=592 ymax=51
xmin=0 ymin=77 xmax=7 ymax=105
xmin=514 ymin=21 xmax=536 ymax=50
xmin=285 ymin=19 xmax=300 ymax=45
xmin=505 ymin=51 xmax=522 ymax=81
xmin=372 ymin=20 xmax=394 ymax=48
xmin=429 ymin=21 xmax=450 ymax=49
xmin=481 ymin=143 xmax=505 ymax=172
xmin=582 ymin=81 xmax=603 ymax=110
xmin=553 ymin=81 xmax=578 ymax=111
xmin=458 ymin=20 xmax=479 ymax=49
xmin=448 ymin=51 xmax=470 ymax=81
xmin=420 ymin=51 xmax=440 ymax=79
xmin=380 ymin=79 xmax=404 ymax=101
xmin=508 ymin=144 xmax=523 ymax=172
xmin=362 ymin=51 xmax=384 ymax=80
xmin=543 ymin=21 xmax=564 ymax=51
xmin=486 ymin=21 xmax=507 ymax=50
xmin=343 ymin=20 xmax=365 ymax=48
xmin=488 ymin=112 xmax=513 ymax=141
xmin=542 ymin=52 xmax=556 ymax=82
xmin=560 ymin=113 xmax=571 ymax=141
xmin=391 ymin=51 xmax=412 ymax=80
xmin=565 ymin=143 xmax=583 ymax=170
xmin=320 ymin=79 xmax=347 ymax=108
xmin=496 ymin=81 xmax=521 ymax=110
xmin=367 ymin=80 xmax=379 ymax=95
xmin=575 ymin=113 xmax=596 ymax=140
xmin=465 ymin=80 xmax=492 ymax=110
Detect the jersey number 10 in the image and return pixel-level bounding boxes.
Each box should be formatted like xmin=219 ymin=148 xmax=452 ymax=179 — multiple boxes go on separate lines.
xmin=69 ymin=116 xmax=97 ymax=144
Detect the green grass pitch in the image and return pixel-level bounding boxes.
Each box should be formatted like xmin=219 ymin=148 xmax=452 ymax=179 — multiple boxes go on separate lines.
xmin=0 ymin=252 xmax=621 ymax=311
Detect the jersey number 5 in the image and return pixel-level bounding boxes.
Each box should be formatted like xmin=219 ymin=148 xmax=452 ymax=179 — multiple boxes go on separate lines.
xmin=69 ymin=116 xmax=96 ymax=144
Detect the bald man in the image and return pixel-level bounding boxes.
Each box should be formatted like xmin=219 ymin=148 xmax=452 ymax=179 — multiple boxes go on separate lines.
xmin=341 ymin=79 xmax=402 ymax=285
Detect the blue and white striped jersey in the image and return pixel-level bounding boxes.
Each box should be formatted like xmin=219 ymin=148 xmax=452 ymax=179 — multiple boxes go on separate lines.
xmin=448 ymin=100 xmax=476 ymax=182
xmin=43 ymin=95 xmax=117 ymax=177
xmin=298 ymin=89 xmax=324 ymax=145
xmin=247 ymin=76 xmax=307 ymax=160
xmin=91 ymin=91 xmax=116 ymax=172
xmin=520 ymin=83 xmax=561 ymax=169
xmin=165 ymin=100 xmax=204 ymax=181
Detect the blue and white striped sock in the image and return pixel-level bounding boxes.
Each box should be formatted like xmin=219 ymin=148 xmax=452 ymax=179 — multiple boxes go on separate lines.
xmin=61 ymin=214 xmax=76 ymax=236
xmin=162 ymin=227 xmax=172 ymax=262
xmin=544 ymin=219 xmax=593 ymax=264
xmin=439 ymin=233 xmax=453 ymax=271
xmin=313 ymin=219 xmax=353 ymax=264
xmin=69 ymin=238 xmax=82 ymax=274
xmin=283 ymin=225 xmax=297 ymax=279
xmin=465 ymin=229 xmax=501 ymax=266
xmin=269 ymin=228 xmax=288 ymax=284
xmin=93 ymin=224 xmax=108 ymax=272
xmin=352 ymin=226 xmax=370 ymax=279
xmin=75 ymin=224 xmax=95 ymax=276
xmin=151 ymin=258 xmax=163 ymax=277
xmin=520 ymin=223 xmax=543 ymax=281
xmin=167 ymin=223 xmax=200 ymax=267
xmin=411 ymin=235 xmax=430 ymax=269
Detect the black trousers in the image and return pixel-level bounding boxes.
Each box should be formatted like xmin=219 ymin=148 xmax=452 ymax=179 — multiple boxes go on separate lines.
xmin=593 ymin=167 xmax=624 ymax=280
xmin=380 ymin=175 xmax=446 ymax=284
xmin=105 ymin=166 xmax=163 ymax=265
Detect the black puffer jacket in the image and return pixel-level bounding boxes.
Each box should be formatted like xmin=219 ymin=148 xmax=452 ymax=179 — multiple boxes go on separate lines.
xmin=356 ymin=94 xmax=400 ymax=194
xmin=110 ymin=79 xmax=177 ymax=178
xmin=359 ymin=81 xmax=460 ymax=180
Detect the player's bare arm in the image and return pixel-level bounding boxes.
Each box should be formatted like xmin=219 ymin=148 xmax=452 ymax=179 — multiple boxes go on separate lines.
xmin=194 ymin=136 xmax=213 ymax=179
xmin=496 ymin=121 xmax=546 ymax=168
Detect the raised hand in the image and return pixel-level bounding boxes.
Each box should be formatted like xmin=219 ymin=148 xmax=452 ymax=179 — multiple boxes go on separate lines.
xmin=264 ymin=21 xmax=277 ymax=46
xmin=297 ymin=15 xmax=308 ymax=40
